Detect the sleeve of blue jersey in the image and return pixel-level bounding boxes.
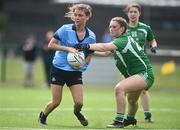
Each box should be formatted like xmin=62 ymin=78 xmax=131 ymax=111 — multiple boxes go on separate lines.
xmin=54 ymin=25 xmax=66 ymax=41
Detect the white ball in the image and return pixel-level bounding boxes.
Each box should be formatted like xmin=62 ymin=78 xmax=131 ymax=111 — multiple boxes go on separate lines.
xmin=67 ymin=52 xmax=85 ymax=69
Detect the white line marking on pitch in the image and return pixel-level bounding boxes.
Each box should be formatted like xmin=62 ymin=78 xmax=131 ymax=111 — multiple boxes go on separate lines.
xmin=0 ymin=127 xmax=180 ymax=130
xmin=0 ymin=107 xmax=179 ymax=113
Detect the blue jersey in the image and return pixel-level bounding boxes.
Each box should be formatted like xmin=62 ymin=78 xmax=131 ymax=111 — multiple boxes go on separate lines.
xmin=52 ymin=24 xmax=96 ymax=72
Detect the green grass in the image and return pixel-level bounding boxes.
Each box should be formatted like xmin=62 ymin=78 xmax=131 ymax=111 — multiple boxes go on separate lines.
xmin=0 ymin=85 xmax=180 ymax=129
xmin=0 ymin=57 xmax=180 ymax=129
xmin=153 ymin=64 xmax=180 ymax=89
xmin=0 ymin=57 xmax=44 ymax=85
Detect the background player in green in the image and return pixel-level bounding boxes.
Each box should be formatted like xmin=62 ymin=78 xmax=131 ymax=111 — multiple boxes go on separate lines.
xmin=124 ymin=2 xmax=158 ymax=122
xmin=75 ymin=17 xmax=154 ymax=128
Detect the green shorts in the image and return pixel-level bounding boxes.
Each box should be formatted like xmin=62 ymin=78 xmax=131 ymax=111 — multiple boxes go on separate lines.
xmin=137 ymin=69 xmax=154 ymax=89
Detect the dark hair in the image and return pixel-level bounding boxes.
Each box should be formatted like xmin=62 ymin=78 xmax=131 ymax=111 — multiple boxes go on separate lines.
xmin=124 ymin=3 xmax=141 ymax=14
xmin=111 ymin=17 xmax=127 ymax=34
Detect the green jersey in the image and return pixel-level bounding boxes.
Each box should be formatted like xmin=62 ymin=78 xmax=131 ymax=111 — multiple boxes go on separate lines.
xmin=127 ymin=22 xmax=154 ymax=51
xmin=113 ymin=33 xmax=152 ymax=76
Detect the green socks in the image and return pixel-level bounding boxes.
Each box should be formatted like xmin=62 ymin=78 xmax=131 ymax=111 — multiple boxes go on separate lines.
xmin=127 ymin=114 xmax=135 ymax=120
xmin=144 ymin=111 xmax=152 ymax=118
xmin=115 ymin=113 xmax=124 ymax=123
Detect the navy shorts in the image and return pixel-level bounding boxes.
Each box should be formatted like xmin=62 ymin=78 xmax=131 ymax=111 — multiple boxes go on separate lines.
xmin=50 ymin=65 xmax=83 ymax=87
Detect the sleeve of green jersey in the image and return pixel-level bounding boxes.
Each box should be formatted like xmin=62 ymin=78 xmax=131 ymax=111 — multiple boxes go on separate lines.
xmin=112 ymin=37 xmax=127 ymax=51
xmin=147 ymin=25 xmax=155 ymax=41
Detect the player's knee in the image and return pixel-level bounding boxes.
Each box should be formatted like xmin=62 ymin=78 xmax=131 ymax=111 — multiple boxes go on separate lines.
xmin=115 ymin=84 xmax=125 ymax=96
xmin=128 ymin=98 xmax=138 ymax=106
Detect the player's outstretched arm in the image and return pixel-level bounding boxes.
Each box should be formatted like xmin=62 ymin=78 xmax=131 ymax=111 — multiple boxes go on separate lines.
xmin=75 ymin=42 xmax=116 ymax=52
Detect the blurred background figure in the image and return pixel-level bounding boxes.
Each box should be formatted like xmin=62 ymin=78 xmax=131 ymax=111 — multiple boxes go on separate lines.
xmin=21 ymin=34 xmax=38 ymax=87
xmin=101 ymin=28 xmax=112 ymax=43
xmin=40 ymin=30 xmax=55 ymax=88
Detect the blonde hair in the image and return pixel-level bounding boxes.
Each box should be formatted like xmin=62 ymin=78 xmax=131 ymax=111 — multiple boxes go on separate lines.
xmin=124 ymin=3 xmax=141 ymax=14
xmin=111 ymin=17 xmax=127 ymax=34
xmin=65 ymin=3 xmax=92 ymax=20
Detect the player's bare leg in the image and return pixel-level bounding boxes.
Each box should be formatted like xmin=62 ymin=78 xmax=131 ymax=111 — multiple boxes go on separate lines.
xmin=39 ymin=84 xmax=63 ymax=125
xmin=140 ymin=90 xmax=154 ymax=122
xmin=70 ymin=84 xmax=88 ymax=126
xmin=124 ymin=91 xmax=141 ymax=127
xmin=107 ymin=75 xmax=147 ymax=128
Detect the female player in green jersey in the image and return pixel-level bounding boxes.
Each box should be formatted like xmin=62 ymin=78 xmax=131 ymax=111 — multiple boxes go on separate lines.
xmin=124 ymin=3 xmax=158 ymax=122
xmin=75 ymin=17 xmax=154 ymax=128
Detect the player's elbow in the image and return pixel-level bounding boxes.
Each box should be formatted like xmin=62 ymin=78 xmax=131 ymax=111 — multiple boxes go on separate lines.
xmin=48 ymin=42 xmax=55 ymax=49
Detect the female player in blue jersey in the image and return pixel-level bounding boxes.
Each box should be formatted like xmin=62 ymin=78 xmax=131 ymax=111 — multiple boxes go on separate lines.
xmin=38 ymin=3 xmax=96 ymax=126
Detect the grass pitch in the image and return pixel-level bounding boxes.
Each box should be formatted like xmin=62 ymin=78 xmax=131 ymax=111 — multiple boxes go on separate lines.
xmin=0 ymin=84 xmax=180 ymax=130
xmin=0 ymin=57 xmax=180 ymax=129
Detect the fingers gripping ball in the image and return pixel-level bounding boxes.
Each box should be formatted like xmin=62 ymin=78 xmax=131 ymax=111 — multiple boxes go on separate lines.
xmin=67 ymin=52 xmax=85 ymax=69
